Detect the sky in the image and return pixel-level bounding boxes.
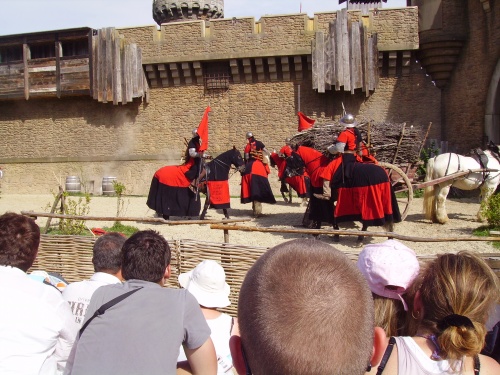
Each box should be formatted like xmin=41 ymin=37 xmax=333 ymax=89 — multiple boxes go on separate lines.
xmin=0 ymin=0 xmax=408 ymax=36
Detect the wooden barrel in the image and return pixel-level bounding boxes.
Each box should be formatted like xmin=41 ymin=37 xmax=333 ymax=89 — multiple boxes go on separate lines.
xmin=102 ymin=176 xmax=117 ymax=196
xmin=65 ymin=176 xmax=81 ymax=194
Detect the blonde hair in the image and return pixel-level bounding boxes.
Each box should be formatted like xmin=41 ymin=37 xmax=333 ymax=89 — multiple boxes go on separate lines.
xmin=418 ymin=252 xmax=500 ymax=366
xmin=238 ymin=239 xmax=375 ymax=375
xmin=373 ymin=294 xmax=407 ymax=337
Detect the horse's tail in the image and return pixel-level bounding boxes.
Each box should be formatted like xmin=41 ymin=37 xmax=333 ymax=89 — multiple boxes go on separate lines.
xmin=423 ymin=157 xmax=436 ymax=221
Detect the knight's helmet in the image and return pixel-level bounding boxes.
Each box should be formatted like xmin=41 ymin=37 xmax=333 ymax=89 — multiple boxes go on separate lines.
xmin=285 ymin=137 xmax=292 ymax=145
xmin=246 ymin=132 xmax=254 ymax=139
xmin=339 ymin=113 xmax=358 ymax=128
xmin=192 ymin=129 xmax=198 ymax=137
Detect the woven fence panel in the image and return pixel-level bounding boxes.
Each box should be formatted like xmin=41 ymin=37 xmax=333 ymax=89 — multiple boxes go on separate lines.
xmin=32 ymin=236 xmax=500 ymax=317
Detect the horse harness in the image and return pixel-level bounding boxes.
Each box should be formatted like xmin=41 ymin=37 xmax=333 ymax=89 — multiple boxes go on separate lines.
xmin=444 ymin=150 xmax=491 ymax=189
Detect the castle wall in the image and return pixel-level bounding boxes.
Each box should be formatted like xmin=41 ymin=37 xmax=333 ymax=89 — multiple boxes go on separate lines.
xmin=443 ymin=0 xmax=500 ymax=152
xmin=0 ymin=7 xmax=441 ymax=196
xmin=0 ymin=64 xmax=441 ymax=195
xmin=119 ymin=7 xmax=419 ymax=64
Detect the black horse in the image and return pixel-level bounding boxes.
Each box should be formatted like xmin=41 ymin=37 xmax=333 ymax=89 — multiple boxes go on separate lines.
xmin=199 ymin=147 xmax=245 ymax=219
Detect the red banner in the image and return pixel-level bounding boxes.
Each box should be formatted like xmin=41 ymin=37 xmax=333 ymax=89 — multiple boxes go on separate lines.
xmin=197 ymin=106 xmax=211 ymax=152
xmin=298 ymin=112 xmax=315 ymax=132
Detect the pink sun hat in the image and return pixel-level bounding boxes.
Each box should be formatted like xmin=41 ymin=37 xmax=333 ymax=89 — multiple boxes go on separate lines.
xmin=357 ymin=240 xmax=420 ymax=311
xmin=178 ymin=260 xmax=231 ymax=308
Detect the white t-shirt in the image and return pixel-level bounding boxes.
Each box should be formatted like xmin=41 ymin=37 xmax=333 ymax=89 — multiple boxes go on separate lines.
xmin=62 ymin=272 xmax=121 ymax=327
xmin=0 ymin=265 xmax=78 ymax=375
xmin=395 ymin=336 xmax=458 ymax=374
xmin=178 ymin=312 xmax=234 ymax=374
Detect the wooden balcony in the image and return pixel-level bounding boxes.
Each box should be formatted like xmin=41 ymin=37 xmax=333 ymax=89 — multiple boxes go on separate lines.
xmin=0 ymin=27 xmax=148 ymax=104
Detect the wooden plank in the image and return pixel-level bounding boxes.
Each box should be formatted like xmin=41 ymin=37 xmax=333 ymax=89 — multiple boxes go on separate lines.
xmin=328 ymin=21 xmax=337 ymax=88
xmin=98 ymin=29 xmax=106 ymax=103
xmin=60 ymin=65 xmax=90 ymax=74
xmin=124 ymin=44 xmax=133 ymax=102
xmin=92 ymin=33 xmax=98 ymax=99
xmin=88 ymin=30 xmax=94 ymax=99
xmin=350 ymin=22 xmax=362 ymax=93
xmin=131 ymin=44 xmax=139 ymax=97
xmin=55 ymin=41 xmax=61 ymax=98
xmin=362 ymin=24 xmax=369 ymax=96
xmin=312 ymin=39 xmax=318 ymax=90
xmin=105 ymin=28 xmax=114 ymax=103
xmin=135 ymin=45 xmax=143 ymax=98
xmin=314 ymin=31 xmax=325 ymax=93
xmin=335 ymin=14 xmax=342 ymax=90
xmin=23 ymin=43 xmax=29 ymax=100
xmin=342 ymin=9 xmax=350 ymax=92
xmin=113 ymin=31 xmax=122 ymax=105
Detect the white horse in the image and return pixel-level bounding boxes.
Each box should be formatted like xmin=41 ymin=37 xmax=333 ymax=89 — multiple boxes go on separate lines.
xmin=423 ymin=145 xmax=500 ymax=224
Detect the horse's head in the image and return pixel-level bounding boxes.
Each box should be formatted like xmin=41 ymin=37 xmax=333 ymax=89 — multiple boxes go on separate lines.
xmin=231 ymin=146 xmax=245 ymax=172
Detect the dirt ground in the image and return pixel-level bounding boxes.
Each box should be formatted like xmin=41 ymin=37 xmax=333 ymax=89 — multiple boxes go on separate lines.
xmin=1 ymin=192 xmax=498 ymax=256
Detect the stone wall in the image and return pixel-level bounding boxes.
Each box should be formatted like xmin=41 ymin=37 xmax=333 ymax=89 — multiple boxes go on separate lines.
xmin=119 ymin=7 xmax=419 ymax=65
xmin=443 ymin=0 xmax=500 ymax=152
xmin=0 ymin=63 xmax=441 ymax=195
xmin=0 ymin=7 xmax=443 ymax=196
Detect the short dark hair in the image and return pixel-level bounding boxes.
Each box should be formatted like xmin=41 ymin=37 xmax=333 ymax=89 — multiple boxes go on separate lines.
xmin=0 ymin=212 xmax=41 ymax=271
xmin=121 ymin=230 xmax=170 ymax=283
xmin=92 ymin=232 xmax=126 ymax=273
xmin=238 ymin=239 xmax=375 ymax=375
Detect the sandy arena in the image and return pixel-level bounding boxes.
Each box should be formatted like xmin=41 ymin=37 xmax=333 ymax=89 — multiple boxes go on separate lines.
xmin=0 ymin=193 xmax=498 ymax=256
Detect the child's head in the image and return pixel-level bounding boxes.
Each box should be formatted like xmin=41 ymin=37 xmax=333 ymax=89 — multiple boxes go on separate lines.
xmin=178 ymin=260 xmax=230 ymax=308
xmin=357 ymin=240 xmax=420 ymax=336
xmin=416 ymin=251 xmax=500 ymax=365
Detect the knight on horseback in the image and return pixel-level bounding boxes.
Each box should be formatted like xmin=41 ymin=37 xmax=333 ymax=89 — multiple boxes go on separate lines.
xmin=186 ymin=129 xmax=210 ymax=192
xmin=315 ymin=114 xmax=377 ymax=200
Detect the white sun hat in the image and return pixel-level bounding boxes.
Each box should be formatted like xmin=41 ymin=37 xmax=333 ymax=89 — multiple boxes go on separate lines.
xmin=178 ymin=260 xmax=231 ymax=308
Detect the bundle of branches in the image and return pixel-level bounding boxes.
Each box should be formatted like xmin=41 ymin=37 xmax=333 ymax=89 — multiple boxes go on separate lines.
xmin=290 ymin=121 xmax=430 ymax=165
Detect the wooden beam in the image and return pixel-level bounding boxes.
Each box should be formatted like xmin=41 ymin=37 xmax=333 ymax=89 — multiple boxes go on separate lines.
xmin=22 ymin=211 xmax=252 ymax=226
xmin=210 ymin=224 xmax=500 ymax=243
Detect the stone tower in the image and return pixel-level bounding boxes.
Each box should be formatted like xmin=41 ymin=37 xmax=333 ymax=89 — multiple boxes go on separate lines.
xmin=153 ymin=0 xmax=224 ymax=25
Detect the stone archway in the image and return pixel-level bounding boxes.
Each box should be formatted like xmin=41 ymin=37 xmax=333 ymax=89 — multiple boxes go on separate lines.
xmin=485 ymin=58 xmax=500 ymax=143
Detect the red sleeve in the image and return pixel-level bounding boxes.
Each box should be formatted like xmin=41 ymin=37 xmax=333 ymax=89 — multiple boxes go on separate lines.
xmin=337 ymin=131 xmax=349 ymax=143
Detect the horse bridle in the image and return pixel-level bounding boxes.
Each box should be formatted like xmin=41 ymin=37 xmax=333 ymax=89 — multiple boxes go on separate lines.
xmin=209 ymin=155 xmax=244 ymax=180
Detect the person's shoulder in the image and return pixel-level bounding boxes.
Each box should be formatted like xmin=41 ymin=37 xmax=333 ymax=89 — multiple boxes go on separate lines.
xmin=478 ymin=354 xmax=500 ymax=374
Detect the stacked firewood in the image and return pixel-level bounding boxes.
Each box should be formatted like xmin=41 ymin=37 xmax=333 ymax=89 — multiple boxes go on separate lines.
xmin=290 ymin=121 xmax=430 ymax=165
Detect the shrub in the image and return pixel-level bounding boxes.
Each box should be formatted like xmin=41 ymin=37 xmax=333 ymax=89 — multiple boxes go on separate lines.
xmin=58 ymin=192 xmax=91 ymax=235
xmin=480 ymin=191 xmax=500 ymax=228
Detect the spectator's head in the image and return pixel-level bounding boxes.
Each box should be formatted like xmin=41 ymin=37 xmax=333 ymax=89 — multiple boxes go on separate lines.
xmin=0 ymin=212 xmax=40 ymax=272
xmin=414 ymin=251 xmax=500 ymax=367
xmin=121 ymin=230 xmax=171 ymax=284
xmin=357 ymin=239 xmax=420 ymax=336
xmin=178 ymin=260 xmax=231 ymax=308
xmin=92 ymin=232 xmax=126 ymax=276
xmin=230 ymin=239 xmax=385 ymax=375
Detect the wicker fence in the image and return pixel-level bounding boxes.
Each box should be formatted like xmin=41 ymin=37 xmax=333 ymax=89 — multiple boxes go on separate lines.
xmin=32 ymin=235 xmax=500 ymax=316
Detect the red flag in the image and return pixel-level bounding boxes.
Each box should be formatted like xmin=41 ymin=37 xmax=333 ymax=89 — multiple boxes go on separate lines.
xmin=298 ymin=112 xmax=315 ymax=132
xmin=196 ymin=106 xmax=211 ymax=152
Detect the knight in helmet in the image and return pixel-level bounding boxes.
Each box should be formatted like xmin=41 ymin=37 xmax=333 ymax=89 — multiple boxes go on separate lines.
xmin=328 ymin=114 xmax=362 ymax=155
xmin=185 ymin=129 xmax=209 ymax=189
xmin=241 ymin=132 xmax=276 ymax=215
xmin=279 ymin=137 xmax=293 ymax=158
